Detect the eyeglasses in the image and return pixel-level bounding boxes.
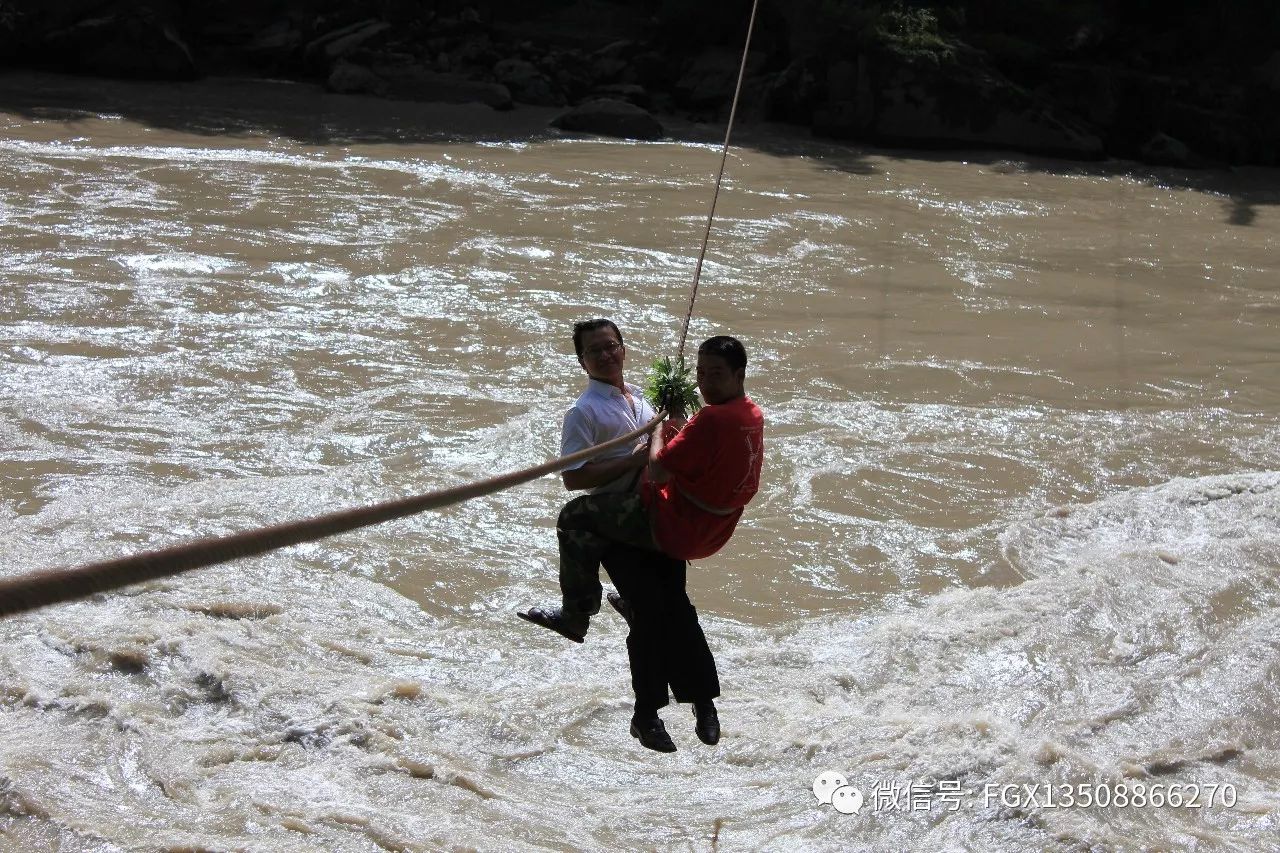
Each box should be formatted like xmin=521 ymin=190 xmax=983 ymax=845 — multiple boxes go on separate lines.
xmin=583 ymin=340 xmax=623 ymax=359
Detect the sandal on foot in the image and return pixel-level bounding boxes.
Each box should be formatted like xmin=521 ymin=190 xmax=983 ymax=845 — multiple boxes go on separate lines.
xmin=517 ymin=606 xmax=586 ymax=644
xmin=606 ymin=591 xmax=635 ymax=628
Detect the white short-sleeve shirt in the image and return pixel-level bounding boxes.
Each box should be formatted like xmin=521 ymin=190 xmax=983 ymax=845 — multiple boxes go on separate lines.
xmin=560 ymin=377 xmax=657 ymax=494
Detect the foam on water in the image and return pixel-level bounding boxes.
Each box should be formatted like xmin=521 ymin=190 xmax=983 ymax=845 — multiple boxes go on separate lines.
xmin=1 ymin=474 xmax=1276 ymax=850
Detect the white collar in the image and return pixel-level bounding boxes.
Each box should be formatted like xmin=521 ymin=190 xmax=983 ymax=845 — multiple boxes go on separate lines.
xmin=586 ymin=377 xmax=629 ymax=398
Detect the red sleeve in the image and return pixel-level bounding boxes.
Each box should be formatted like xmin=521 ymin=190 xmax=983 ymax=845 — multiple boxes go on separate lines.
xmin=655 ymin=407 xmax=717 ymax=480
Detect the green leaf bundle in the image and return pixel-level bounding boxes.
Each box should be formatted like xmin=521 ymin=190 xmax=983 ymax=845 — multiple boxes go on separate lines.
xmin=644 ymin=356 xmax=702 ymax=416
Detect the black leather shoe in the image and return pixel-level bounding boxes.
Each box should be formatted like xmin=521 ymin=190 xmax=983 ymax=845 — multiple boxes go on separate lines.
xmin=630 ymin=715 xmax=676 ymax=753
xmin=693 ymin=701 xmax=720 ymax=745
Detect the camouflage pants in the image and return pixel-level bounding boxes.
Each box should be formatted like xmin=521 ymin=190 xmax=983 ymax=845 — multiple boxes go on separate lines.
xmin=558 ymin=492 xmax=658 ymax=620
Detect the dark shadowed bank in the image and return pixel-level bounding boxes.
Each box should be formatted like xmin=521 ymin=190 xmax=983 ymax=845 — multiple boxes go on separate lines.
xmin=1 ymin=0 xmax=1277 ymax=166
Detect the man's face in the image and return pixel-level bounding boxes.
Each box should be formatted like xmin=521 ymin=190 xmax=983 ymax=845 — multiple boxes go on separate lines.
xmin=696 ymin=352 xmax=743 ymax=404
xmin=578 ymin=326 xmax=625 ymax=384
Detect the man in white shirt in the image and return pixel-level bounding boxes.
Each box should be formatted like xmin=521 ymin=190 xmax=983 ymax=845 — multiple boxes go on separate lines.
xmin=518 ymin=319 xmax=652 ymax=641
xmin=558 ymin=318 xmax=656 ymax=496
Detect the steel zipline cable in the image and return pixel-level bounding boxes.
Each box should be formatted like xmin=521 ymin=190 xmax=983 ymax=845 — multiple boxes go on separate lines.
xmin=0 ymin=0 xmax=762 ymax=618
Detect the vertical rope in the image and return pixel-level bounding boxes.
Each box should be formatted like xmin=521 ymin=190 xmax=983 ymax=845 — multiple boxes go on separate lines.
xmin=676 ymin=0 xmax=763 ymax=364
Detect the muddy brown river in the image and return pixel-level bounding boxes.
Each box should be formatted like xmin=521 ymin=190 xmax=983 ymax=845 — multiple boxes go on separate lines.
xmin=1 ymin=72 xmax=1278 ymax=851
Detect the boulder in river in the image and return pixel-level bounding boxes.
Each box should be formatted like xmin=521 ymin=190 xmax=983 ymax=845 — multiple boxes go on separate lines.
xmin=551 ymin=97 xmax=663 ymax=140
xmin=589 ymin=39 xmax=640 ymax=85
xmin=1139 ymin=132 xmax=1197 ymax=168
xmin=304 ymin=19 xmax=391 ymax=71
xmin=327 ymin=60 xmax=387 ymax=96
xmin=243 ymin=19 xmax=304 ymax=70
xmin=493 ymin=58 xmax=564 ymax=107
xmin=589 ymin=83 xmax=651 ymax=109
xmin=674 ymin=48 xmax=764 ymax=109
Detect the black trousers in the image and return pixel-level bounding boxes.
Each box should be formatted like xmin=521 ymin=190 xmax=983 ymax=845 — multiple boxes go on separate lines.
xmin=602 ymin=545 xmax=720 ymax=715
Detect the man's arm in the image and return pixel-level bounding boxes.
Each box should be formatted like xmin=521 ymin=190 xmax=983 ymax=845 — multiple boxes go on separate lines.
xmin=646 ymin=410 xmax=687 ymax=484
xmin=562 ymin=442 xmax=648 ymax=491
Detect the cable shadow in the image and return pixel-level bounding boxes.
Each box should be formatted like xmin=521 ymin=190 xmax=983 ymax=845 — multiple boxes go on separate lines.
xmin=1226 ymin=197 xmax=1257 ymax=227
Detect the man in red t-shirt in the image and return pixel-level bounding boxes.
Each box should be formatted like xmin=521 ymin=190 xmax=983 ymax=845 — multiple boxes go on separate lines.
xmin=642 ymin=337 xmax=764 ymax=560
xmin=520 ymin=335 xmax=764 ymax=750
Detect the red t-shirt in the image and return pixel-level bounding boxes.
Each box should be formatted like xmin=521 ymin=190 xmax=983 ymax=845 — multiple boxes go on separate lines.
xmin=642 ymin=396 xmax=764 ymax=560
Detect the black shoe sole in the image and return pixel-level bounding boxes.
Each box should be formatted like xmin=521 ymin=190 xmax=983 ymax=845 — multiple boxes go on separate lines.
xmin=517 ymin=608 xmax=585 ymax=643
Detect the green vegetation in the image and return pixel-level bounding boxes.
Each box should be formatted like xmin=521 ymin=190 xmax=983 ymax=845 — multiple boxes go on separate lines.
xmin=644 ymin=356 xmax=702 ymax=416
xmin=872 ymin=3 xmax=955 ymax=64
xmin=811 ymin=1 xmax=957 ymax=66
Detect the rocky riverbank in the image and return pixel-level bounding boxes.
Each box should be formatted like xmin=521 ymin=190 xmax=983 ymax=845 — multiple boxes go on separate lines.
xmin=2 ymin=0 xmax=1277 ymax=165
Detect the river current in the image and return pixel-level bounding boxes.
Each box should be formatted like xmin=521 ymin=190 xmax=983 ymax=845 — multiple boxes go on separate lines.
xmin=1 ymin=72 xmax=1278 ymax=851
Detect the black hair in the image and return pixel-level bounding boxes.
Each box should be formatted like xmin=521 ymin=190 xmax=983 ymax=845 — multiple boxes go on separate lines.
xmin=573 ymin=318 xmax=623 ymax=358
xmin=698 ymin=335 xmax=747 ymax=372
